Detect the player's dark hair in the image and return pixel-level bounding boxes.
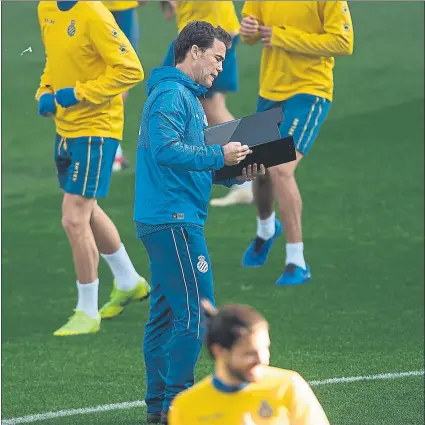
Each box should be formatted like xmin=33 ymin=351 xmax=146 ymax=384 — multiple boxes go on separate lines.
xmin=203 ymin=301 xmax=268 ymax=359
xmin=174 ymin=20 xmax=232 ymax=65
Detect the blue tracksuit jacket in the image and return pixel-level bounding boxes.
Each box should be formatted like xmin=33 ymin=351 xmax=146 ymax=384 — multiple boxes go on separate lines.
xmin=134 ymin=66 xmax=238 ymax=229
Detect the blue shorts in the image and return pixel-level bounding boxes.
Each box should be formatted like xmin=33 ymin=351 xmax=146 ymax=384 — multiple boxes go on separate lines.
xmin=163 ymin=35 xmax=240 ymax=98
xmin=257 ymin=94 xmax=331 ymax=156
xmin=112 ymin=8 xmax=139 ymax=50
xmin=54 ymin=134 xmax=119 ymax=198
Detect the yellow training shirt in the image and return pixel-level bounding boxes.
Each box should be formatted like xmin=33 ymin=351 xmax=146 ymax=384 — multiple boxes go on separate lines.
xmin=241 ymin=1 xmax=354 ymax=102
xmin=102 ymin=1 xmax=139 ymax=12
xmin=36 ymin=1 xmax=144 ymax=140
xmin=169 ymin=366 xmax=330 ymax=425
xmin=175 ymin=1 xmax=239 ymax=35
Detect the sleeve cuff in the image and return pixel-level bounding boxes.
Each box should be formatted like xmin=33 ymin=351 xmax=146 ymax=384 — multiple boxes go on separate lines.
xmin=74 ymin=83 xmax=84 ymax=102
xmin=35 ymin=88 xmax=53 ymax=101
xmin=213 ymin=145 xmax=225 ymax=171
xmin=270 ymin=26 xmax=287 ymax=48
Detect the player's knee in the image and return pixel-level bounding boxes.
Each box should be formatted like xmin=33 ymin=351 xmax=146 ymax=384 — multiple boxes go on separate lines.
xmin=61 ymin=197 xmax=92 ymax=234
xmin=61 ymin=212 xmax=88 ymax=235
xmin=269 ymin=164 xmax=293 ymax=180
xmin=269 ymin=154 xmax=301 ymax=181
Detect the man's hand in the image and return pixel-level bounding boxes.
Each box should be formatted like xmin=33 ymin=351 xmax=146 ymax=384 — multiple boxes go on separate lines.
xmin=55 ymin=88 xmax=80 ymax=108
xmin=240 ymin=16 xmax=259 ymax=38
xmin=237 ymin=163 xmax=266 ymax=182
xmin=38 ymin=93 xmax=56 ymax=117
xmin=258 ymin=26 xmax=273 ymax=47
xmin=222 ymin=142 xmax=252 ymax=166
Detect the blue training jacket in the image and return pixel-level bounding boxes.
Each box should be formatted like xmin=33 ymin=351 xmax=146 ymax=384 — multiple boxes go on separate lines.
xmin=134 ymin=66 xmax=239 ymax=228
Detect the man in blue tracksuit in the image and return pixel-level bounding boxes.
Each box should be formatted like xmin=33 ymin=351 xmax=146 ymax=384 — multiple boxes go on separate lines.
xmin=134 ymin=21 xmax=263 ymax=424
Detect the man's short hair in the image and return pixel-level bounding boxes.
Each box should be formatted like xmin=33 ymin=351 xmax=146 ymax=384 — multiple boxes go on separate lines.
xmin=204 ymin=303 xmax=268 ymax=359
xmin=174 ymin=20 xmax=232 ymax=65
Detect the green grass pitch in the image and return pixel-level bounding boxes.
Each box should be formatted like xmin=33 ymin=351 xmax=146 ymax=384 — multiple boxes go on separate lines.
xmin=1 ymin=2 xmax=424 ymax=424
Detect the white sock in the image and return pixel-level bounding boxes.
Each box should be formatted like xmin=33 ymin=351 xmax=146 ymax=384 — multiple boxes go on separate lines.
xmin=285 ymin=242 xmax=306 ymax=269
xmin=256 ymin=212 xmax=276 ymax=240
xmin=101 ymin=243 xmax=141 ymax=291
xmin=115 ymin=143 xmax=123 ymax=158
xmin=76 ymin=280 xmax=99 ymax=319
xmin=234 ymin=180 xmax=252 ymax=190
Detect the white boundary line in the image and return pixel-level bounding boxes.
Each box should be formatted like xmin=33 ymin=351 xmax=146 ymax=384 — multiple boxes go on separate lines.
xmin=2 ymin=401 xmax=147 ymax=425
xmin=308 ymin=370 xmax=424 ymax=386
xmin=2 ymin=370 xmax=424 ymax=424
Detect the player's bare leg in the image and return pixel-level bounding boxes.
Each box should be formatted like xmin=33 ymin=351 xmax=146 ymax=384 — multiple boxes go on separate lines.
xmin=242 ymin=170 xmax=281 ymax=267
xmin=268 ymin=152 xmax=304 ymax=248
xmin=253 ymin=172 xmax=274 ymax=220
xmin=268 ymin=151 xmax=311 ymax=285
xmin=62 ymin=194 xmax=98 ymax=286
xmin=206 ymin=93 xmax=253 ymax=206
xmin=91 ymin=203 xmax=150 ymax=319
xmin=242 ymin=151 xmax=310 ymax=284
xmin=90 ymin=202 xmax=121 ymax=255
xmin=113 ymin=91 xmax=131 ymax=172
xmin=122 ymin=90 xmax=129 ymax=103
xmin=201 ymin=92 xmax=234 ymax=125
xmin=54 ymin=193 xmax=100 ymax=336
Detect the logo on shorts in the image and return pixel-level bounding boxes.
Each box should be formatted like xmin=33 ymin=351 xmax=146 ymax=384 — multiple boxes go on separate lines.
xmin=67 ymin=20 xmax=76 ymax=37
xmin=197 ymin=255 xmax=208 ymax=273
xmin=172 ymin=213 xmax=184 ymax=220
xmin=289 ymin=118 xmax=299 ymax=136
xmin=72 ymin=161 xmax=80 ymax=182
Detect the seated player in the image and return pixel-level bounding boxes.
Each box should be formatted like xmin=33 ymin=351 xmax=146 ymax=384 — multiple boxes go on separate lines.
xmin=161 ymin=0 xmax=254 ymax=206
xmin=168 ymin=300 xmax=330 ymax=425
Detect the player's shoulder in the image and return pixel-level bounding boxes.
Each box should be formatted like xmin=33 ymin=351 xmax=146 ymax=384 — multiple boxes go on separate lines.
xmin=171 ymin=375 xmax=213 ymax=407
xmin=261 ymin=366 xmax=306 ymax=388
xmin=150 ymin=81 xmax=192 ymax=109
xmin=37 ymin=1 xmax=56 ymax=15
xmin=77 ymin=1 xmax=114 ymax=22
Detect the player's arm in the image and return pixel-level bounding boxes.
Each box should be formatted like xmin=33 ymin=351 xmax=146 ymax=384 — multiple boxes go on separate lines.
xmin=269 ymin=1 xmax=354 ymax=57
xmin=35 ymin=12 xmax=56 ymax=117
xmin=36 ymin=52 xmax=57 ymax=117
xmin=149 ymin=90 xmax=225 ymax=172
xmin=285 ymin=372 xmax=330 ymax=425
xmin=73 ymin=12 xmax=144 ymax=105
xmin=240 ymin=1 xmax=262 ymax=45
xmin=35 ymin=10 xmax=54 ymax=100
xmin=35 ymin=55 xmax=54 ymax=100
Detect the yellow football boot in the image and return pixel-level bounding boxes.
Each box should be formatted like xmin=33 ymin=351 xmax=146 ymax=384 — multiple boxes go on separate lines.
xmin=99 ymin=278 xmax=150 ymax=319
xmin=53 ymin=310 xmax=101 ymax=336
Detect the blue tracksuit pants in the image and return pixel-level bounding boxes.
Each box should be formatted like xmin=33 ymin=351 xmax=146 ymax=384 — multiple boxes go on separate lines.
xmin=140 ymin=225 xmax=215 ymax=413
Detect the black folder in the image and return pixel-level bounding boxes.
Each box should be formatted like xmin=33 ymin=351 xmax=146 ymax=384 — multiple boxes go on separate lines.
xmin=204 ymin=107 xmax=296 ymax=180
